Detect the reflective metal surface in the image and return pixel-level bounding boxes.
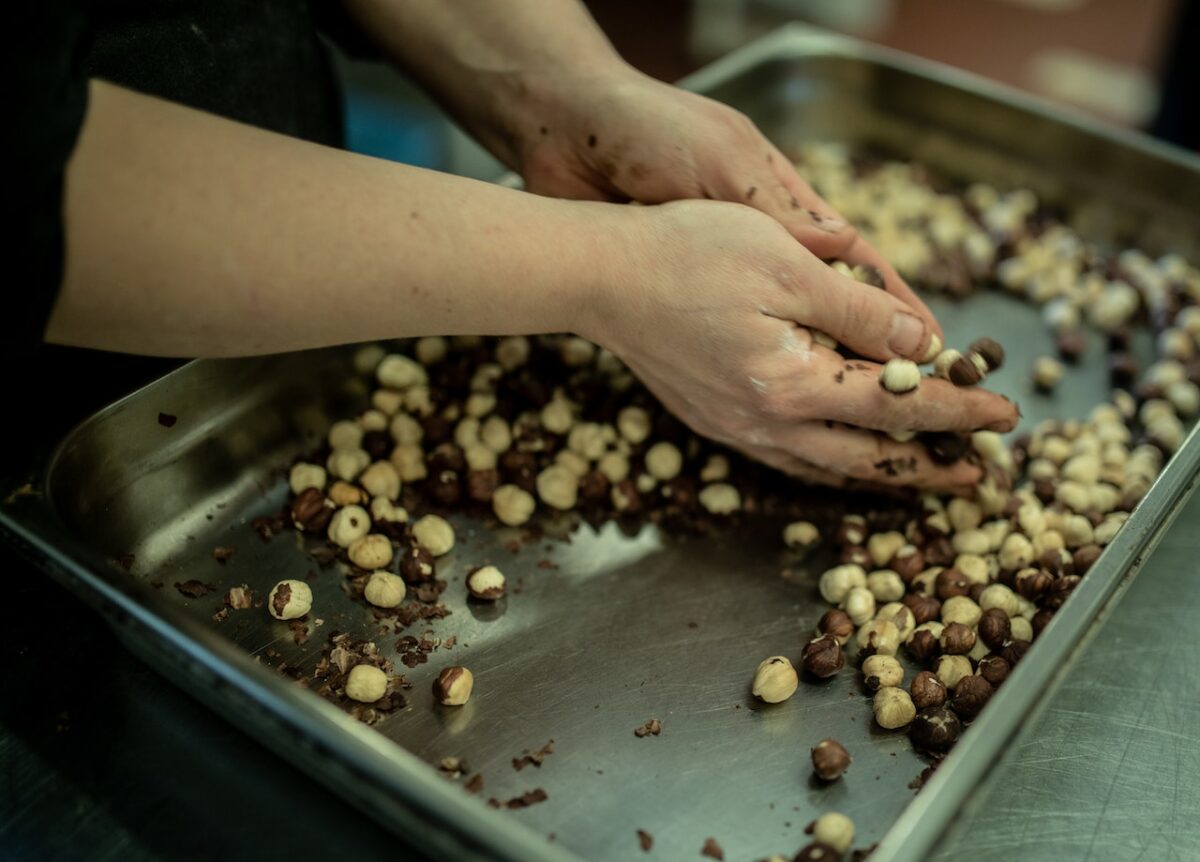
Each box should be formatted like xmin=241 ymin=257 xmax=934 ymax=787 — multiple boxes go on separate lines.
xmin=3 ymin=23 xmax=1200 ymax=862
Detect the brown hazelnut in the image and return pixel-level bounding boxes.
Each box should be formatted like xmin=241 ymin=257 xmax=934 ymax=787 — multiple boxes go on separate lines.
xmin=924 ymin=535 xmax=957 ymax=566
xmin=948 ymin=355 xmax=984 ymax=387
xmin=890 ymin=545 xmax=926 ymax=581
xmin=978 ymin=607 xmax=1011 ymax=650
xmin=1015 ymin=566 xmax=1053 ymax=598
xmin=1043 ymin=575 xmax=1081 ymax=609
xmin=839 ymin=545 xmax=872 ymax=568
xmin=910 ymin=671 xmax=947 ymax=710
xmin=940 ymin=622 xmax=976 ymax=655
xmin=810 ymin=738 xmax=852 ymax=781
xmin=290 ymin=487 xmax=334 ymax=534
xmin=794 ymin=842 xmax=841 ymax=862
xmin=399 ymin=544 xmax=436 ymax=583
xmin=800 ymin=634 xmax=845 ymax=679
xmin=950 ymin=674 xmax=994 ymax=720
xmin=905 ymin=629 xmax=941 ymax=663
xmin=1073 ymin=544 xmax=1103 ymax=574
xmin=935 ymin=568 xmax=970 ymax=600
xmin=466 ymin=467 xmax=502 ymax=503
xmin=976 ymin=655 xmax=1011 ymax=687
xmin=433 ymin=666 xmax=474 ymax=706
xmin=903 ymin=593 xmax=942 ymax=625
xmin=499 ymin=449 xmax=538 ymax=492
xmin=909 ymin=706 xmax=961 ymax=751
xmin=1000 ymin=638 xmax=1031 ymax=666
xmin=969 ymin=337 xmax=1006 ymax=371
xmin=967 ymin=583 xmax=987 ymax=604
xmin=1055 ymin=329 xmax=1087 ymax=363
xmin=836 ymin=515 xmax=868 ymax=547
xmin=921 ymin=431 xmax=971 ymax=465
xmin=578 ymin=469 xmax=610 ymax=504
xmin=817 ymin=609 xmax=855 ymax=645
xmin=1032 ymin=608 xmax=1055 ymax=637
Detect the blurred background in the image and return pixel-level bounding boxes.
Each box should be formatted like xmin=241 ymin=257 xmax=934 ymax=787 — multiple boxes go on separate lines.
xmin=337 ymin=0 xmax=1197 ymax=180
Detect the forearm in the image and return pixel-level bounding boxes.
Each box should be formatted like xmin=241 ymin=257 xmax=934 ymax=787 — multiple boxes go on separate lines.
xmin=52 ymin=80 xmax=632 ymax=357
xmin=341 ymin=0 xmax=626 ymax=168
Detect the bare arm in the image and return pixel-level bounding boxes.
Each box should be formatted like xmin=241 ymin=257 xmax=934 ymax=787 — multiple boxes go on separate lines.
xmin=52 ymin=80 xmax=629 ymax=356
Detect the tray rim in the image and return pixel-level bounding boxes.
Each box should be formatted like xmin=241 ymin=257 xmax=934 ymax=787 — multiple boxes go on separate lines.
xmin=4 ymin=22 xmax=1200 ymax=862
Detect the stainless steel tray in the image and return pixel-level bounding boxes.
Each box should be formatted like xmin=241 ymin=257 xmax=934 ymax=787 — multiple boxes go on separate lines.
xmin=4 ymin=23 xmax=1200 ymax=862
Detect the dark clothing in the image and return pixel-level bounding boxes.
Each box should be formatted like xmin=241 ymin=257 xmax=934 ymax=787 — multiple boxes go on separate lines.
xmin=9 ymin=1 xmax=347 ymax=467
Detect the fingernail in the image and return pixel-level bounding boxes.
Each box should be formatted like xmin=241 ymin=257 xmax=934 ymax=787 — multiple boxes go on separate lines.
xmin=808 ymin=210 xmax=846 ymax=233
xmin=888 ymin=311 xmax=926 ymax=357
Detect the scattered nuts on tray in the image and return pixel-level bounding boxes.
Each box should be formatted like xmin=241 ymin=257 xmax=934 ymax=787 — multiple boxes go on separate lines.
xmin=810 ymin=738 xmax=852 ymax=781
xmin=809 ymin=812 xmax=855 ymax=854
xmin=363 ymin=571 xmax=406 ymax=609
xmin=751 ymin=656 xmax=800 ymax=703
xmin=345 ymin=664 xmax=389 ymax=703
xmin=433 ymin=665 xmax=474 ymax=706
xmin=465 ymin=565 xmax=506 ymax=601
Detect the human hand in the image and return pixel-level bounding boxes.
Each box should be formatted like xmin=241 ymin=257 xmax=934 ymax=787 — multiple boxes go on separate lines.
xmin=519 ymin=68 xmax=941 ymax=339
xmin=584 ymin=201 xmax=1017 ymax=492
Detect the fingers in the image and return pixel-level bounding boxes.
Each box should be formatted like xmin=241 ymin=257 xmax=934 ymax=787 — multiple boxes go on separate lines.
xmin=783 ymin=256 xmax=933 ymax=363
xmin=834 ymin=237 xmax=944 ymax=340
xmin=800 ymin=361 xmax=1020 ymax=434
xmin=768 ymin=420 xmax=983 ymax=493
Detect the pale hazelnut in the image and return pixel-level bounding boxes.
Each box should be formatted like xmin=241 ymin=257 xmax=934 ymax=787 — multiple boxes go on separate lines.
xmin=616 ymin=406 xmax=652 ymax=444
xmin=360 ymin=461 xmax=401 ymax=501
xmin=874 ymin=686 xmax=917 ymax=729
xmin=267 ymin=579 xmax=312 ymax=620
xmin=941 ymin=595 xmax=982 ymax=628
xmin=879 ymin=358 xmax=921 ymax=394
xmin=536 ymin=464 xmax=579 ymax=510
xmin=466 ymin=565 xmax=506 ymax=600
xmin=327 ymin=448 xmax=369 ymax=482
xmin=495 ymin=335 xmax=530 ymax=370
xmin=699 ymin=483 xmax=741 ymax=515
xmin=699 ymin=454 xmax=730 ymax=482
xmin=998 ymin=532 xmax=1034 ymax=571
xmin=376 ymin=354 xmax=426 ymax=390
xmin=862 ymin=654 xmax=904 ymax=691
xmin=433 ymin=666 xmax=474 ymax=706
xmin=921 ymin=332 xmax=943 ymax=364
xmin=842 ymin=586 xmax=876 ymax=626
xmin=479 ymin=416 xmax=512 ymax=454
xmin=1032 ymin=356 xmax=1065 ymax=391
xmin=934 ymin=348 xmax=963 ymax=379
xmin=414 ymin=335 xmax=448 ymax=365
xmin=947 ymin=498 xmax=982 ymax=532
xmin=289 ymin=463 xmax=327 ymax=495
xmin=328 ymin=481 xmax=367 ymax=508
xmin=465 ymin=444 xmax=498 ymax=471
xmin=352 ymin=343 xmax=385 ymax=376
xmin=328 ymin=419 xmax=364 ymax=452
xmin=567 ymin=423 xmax=607 ymax=461
xmin=364 ymin=571 xmax=406 ymax=608
xmin=358 ymin=409 xmax=388 ymax=432
xmin=855 ymin=619 xmax=900 ymax=656
xmin=867 ymin=531 xmax=906 ymax=568
xmin=810 ymin=813 xmax=854 ymax=854
xmin=469 ymin=362 xmax=502 ymax=393
xmin=1061 ymin=513 xmax=1094 ymax=548
xmin=866 ymin=569 xmax=905 ymax=602
xmin=597 ymin=451 xmax=630 ymax=484
xmin=349 ymin=534 xmax=393 ymax=570
xmin=818 ymin=564 xmax=867 ymax=604
xmin=540 ymin=398 xmax=574 ymax=434
xmin=412 ymin=514 xmax=455 ymax=556
xmin=1010 ymin=616 xmax=1035 ymax=641
xmin=560 ymin=336 xmax=596 ymax=367
xmin=464 ymin=392 xmax=496 ymax=419
xmin=936 ymin=654 xmax=973 ymax=690
xmin=979 ymin=583 xmax=1020 ymax=618
xmin=493 ymin=484 xmax=536 ymax=526
xmin=454 ymin=418 xmax=481 ymax=450
xmin=783 ymin=521 xmax=820 ymax=550
xmin=644 ymin=442 xmax=683 ymax=481
xmin=345 ymin=664 xmax=388 ymax=703
xmin=328 ymin=505 xmax=370 ymax=548
xmin=372 ymin=388 xmax=404 ymax=416
xmin=751 ymin=656 xmax=799 ymax=703
xmin=875 ymin=602 xmax=916 ymax=641
xmin=389 ymin=443 xmax=428 ymax=482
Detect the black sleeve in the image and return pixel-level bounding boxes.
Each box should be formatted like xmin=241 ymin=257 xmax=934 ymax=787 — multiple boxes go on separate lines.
xmin=11 ymin=3 xmax=91 ymax=360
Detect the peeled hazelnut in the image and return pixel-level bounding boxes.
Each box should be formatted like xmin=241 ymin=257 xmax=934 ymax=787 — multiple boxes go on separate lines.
xmin=1033 ymin=356 xmax=1065 ymax=392
xmin=811 ymin=738 xmax=852 ymax=781
xmin=699 ymin=483 xmax=741 ymax=515
xmin=291 ymin=487 xmax=335 ymax=533
xmin=836 ymin=514 xmax=868 ymax=546
xmin=540 ymin=398 xmax=574 ymax=434
xmin=414 ymin=335 xmax=448 ymax=365
xmin=936 ymin=654 xmax=973 ymax=690
xmin=842 ymin=586 xmax=876 ymax=626
xmin=810 ymin=813 xmax=855 ymax=854
xmin=866 ymin=569 xmax=905 ymax=602
xmin=934 ymin=348 xmax=963 ymax=379
xmin=862 ymin=654 xmax=904 ymax=691
xmin=1010 ymin=616 xmax=1034 ymax=642
xmin=855 ymin=619 xmax=901 ymax=656
xmin=349 ymin=534 xmax=393 ymax=570
xmin=327 ymin=448 xmax=370 ymax=482
xmin=783 ymin=520 xmax=820 ymax=550
xmin=536 ymin=464 xmax=580 ymax=510
xmin=940 ymin=622 xmax=976 ymax=655
xmin=597 ymin=451 xmax=630 ymax=484
xmin=289 ymin=462 xmax=327 ymax=495
xmin=699 ymin=454 xmax=730 ymax=483
xmin=494 ymin=335 xmax=530 ymax=370
xmin=873 ymin=686 xmax=917 ymax=729
xmin=466 ymin=565 xmax=506 ymax=601
xmin=817 ymin=609 xmax=854 ymax=645
xmin=801 ymin=635 xmax=846 ymax=678
xmin=616 ymin=406 xmax=651 ymax=444
xmin=875 ymin=602 xmax=916 ymax=641
xmin=951 ymin=673 xmax=994 ymax=720
xmin=978 ymin=607 xmax=1011 ymax=650
xmin=328 ymin=481 xmax=367 ymax=508
xmin=328 ymin=419 xmax=364 ymax=451
xmin=370 ymin=496 xmax=407 ymax=526
xmin=267 ymin=579 xmax=312 ymax=621
xmin=909 ymin=706 xmax=961 ymax=751
xmin=364 ymin=571 xmax=406 ymax=608
xmin=398 ymin=545 xmax=435 ymax=583
xmin=328 ymin=505 xmax=370 ymax=548
xmin=819 ymin=564 xmax=867 ymax=604
xmin=353 ymin=343 xmax=385 ymax=375
xmin=910 ymin=671 xmax=947 ymax=710
xmin=968 ymin=337 xmax=1005 ymax=371
xmin=390 ymin=443 xmax=428 ymax=482
xmin=359 ymin=461 xmax=401 ymax=501
xmin=493 ymin=484 xmax=536 ymax=526
xmin=376 ymin=354 xmax=426 ymax=390
xmin=345 ymin=664 xmax=389 ymax=703
xmin=644 ymin=442 xmax=683 ymax=481
xmin=879 ymin=359 xmax=921 ymax=394
xmin=751 ymin=656 xmax=799 ymax=703
xmin=867 ymin=531 xmax=906 ymax=568
xmin=941 ymin=595 xmax=982 ymax=628
xmin=412 ymin=514 xmax=455 ymax=556
xmin=433 ymin=666 xmax=474 ymax=706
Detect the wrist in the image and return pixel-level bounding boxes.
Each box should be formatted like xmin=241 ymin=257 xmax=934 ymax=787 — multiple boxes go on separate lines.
xmin=566 ymin=200 xmax=655 ymax=349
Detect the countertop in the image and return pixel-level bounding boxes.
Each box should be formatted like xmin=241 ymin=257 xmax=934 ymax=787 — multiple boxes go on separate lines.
xmin=2 ymin=494 xmax=1197 ymax=862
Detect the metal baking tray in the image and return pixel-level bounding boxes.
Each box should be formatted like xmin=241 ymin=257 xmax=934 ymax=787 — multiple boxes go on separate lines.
xmin=4 ymin=23 xmax=1200 ymax=862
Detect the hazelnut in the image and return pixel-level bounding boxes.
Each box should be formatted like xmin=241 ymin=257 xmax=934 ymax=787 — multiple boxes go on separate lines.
xmin=433 ymin=666 xmax=474 ymax=706
xmin=936 ymin=654 xmax=973 ymax=690
xmin=840 ymin=546 xmax=872 ymax=568
xmin=841 ymin=586 xmax=876 ymax=626
xmin=1015 ymin=566 xmax=1052 ymax=599
xmin=794 ymin=844 xmax=840 ymax=862
xmin=948 ymin=355 xmax=984 ymax=387
xmin=1010 ymin=616 xmax=1034 ymax=642
xmin=389 ymin=443 xmax=428 ymax=482
xmin=935 ymin=568 xmax=970 ymax=600
xmin=1073 ymin=543 xmax=1103 ymax=574
xmin=412 ymin=514 xmax=456 ymax=556
xmin=597 ymin=451 xmax=630 ymax=483
xmin=376 ymin=354 xmax=426 ymax=390
xmin=977 ymin=655 xmax=1011 ymax=687
xmin=751 ymin=656 xmax=799 ymax=703
xmin=698 ymin=483 xmax=741 ymax=515
xmin=364 ymin=571 xmax=406 ymax=608
xmin=998 ymin=532 xmax=1034 ymax=571
xmin=810 ymin=813 xmax=855 ymax=854
xmin=372 ymin=388 xmax=404 ymax=416
xmin=536 ymin=464 xmax=580 ymax=510
xmin=969 ymin=337 xmax=1005 ymax=371
xmin=328 ymin=505 xmax=370 ymax=548
xmin=862 ymin=654 xmax=904 ymax=691
xmin=873 ymin=686 xmax=917 ymax=729
xmin=610 ymin=480 xmax=642 ymax=513
xmin=909 ymin=706 xmax=961 ymax=751
xmin=867 ymin=531 xmax=906 ymax=568
xmin=540 ymin=398 xmax=574 ymax=434
xmin=866 ymin=569 xmax=905 ymax=602
xmin=891 ymin=544 xmax=925 ymax=581
xmin=875 ymin=602 xmax=916 ymax=641
xmin=903 ymin=593 xmax=941 ymax=625
xmin=616 ymin=406 xmax=651 ymax=444
xmin=493 ymin=484 xmax=536 ymax=526
xmin=466 ymin=444 xmax=498 ymax=472
xmin=978 ymin=607 xmax=1011 ymax=650
xmin=353 ymin=343 xmax=385 ymax=375
xmin=817 ymin=609 xmax=854 ymax=645
xmin=291 ymin=487 xmax=335 ymax=533
xmin=644 ymin=442 xmax=683 ymax=481
xmin=466 ymin=565 xmax=506 ymax=601
xmin=934 ymin=348 xmax=963 ymax=379
xmin=560 ymin=336 xmax=596 ymax=366
xmin=328 ymin=419 xmax=364 ymax=451
xmin=910 ymin=671 xmax=947 ymax=710
xmin=979 ymin=583 xmax=1020 ymax=618
xmin=289 ymin=462 xmax=327 ymax=495
xmin=951 ymin=674 xmax=994 ymax=720
xmin=941 ymin=595 xmax=982 ymax=628
xmin=327 ymin=448 xmax=369 ymax=482
xmin=810 ymin=738 xmax=852 ymax=781
xmin=855 ymin=619 xmax=901 ymax=656
xmin=922 ymin=332 xmax=944 ymax=364
xmin=480 ymin=416 xmax=512 ymax=453
xmin=699 ymin=454 xmax=730 ymax=482
xmin=906 ymin=627 xmax=941 ymax=663
xmin=1033 ymin=356 xmax=1065 ymax=392
xmin=1000 ymin=639 xmax=1031 ymax=666
xmin=328 ymin=480 xmax=367 ymax=508
xmin=800 ymin=635 xmax=846 ymax=678
xmin=567 ymin=422 xmax=607 ymax=461
xmin=879 ymin=358 xmax=921 ymax=394
xmin=389 ymin=413 xmax=424 ymax=446
xmin=348 ymin=534 xmax=393 ymax=570
xmin=267 ymin=579 xmax=312 ymax=621
xmin=345 ymin=664 xmax=389 ymax=703
xmin=495 ymin=335 xmax=529 ymax=370
xmin=940 ymin=622 xmax=976 ymax=655
xmin=414 ymin=335 xmax=448 ymax=365
xmin=783 ymin=520 xmax=820 ymax=550
xmin=399 ymin=545 xmax=436 ymax=583
xmin=359 ymin=461 xmax=401 ymax=501
xmin=836 ymin=514 xmax=867 ymax=546
xmin=818 ymin=564 xmax=866 ymax=604
xmin=370 ymin=496 xmax=407 ymax=526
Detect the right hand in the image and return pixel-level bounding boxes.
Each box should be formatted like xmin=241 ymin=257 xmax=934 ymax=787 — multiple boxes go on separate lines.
xmin=584 ymin=200 xmax=1019 ymax=493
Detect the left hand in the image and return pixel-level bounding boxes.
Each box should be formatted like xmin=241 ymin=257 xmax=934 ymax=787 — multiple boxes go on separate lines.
xmin=516 ymin=68 xmax=940 ymax=337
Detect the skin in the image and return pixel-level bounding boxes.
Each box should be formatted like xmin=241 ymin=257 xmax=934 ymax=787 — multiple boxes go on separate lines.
xmin=50 ymin=2 xmax=1017 ymax=492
